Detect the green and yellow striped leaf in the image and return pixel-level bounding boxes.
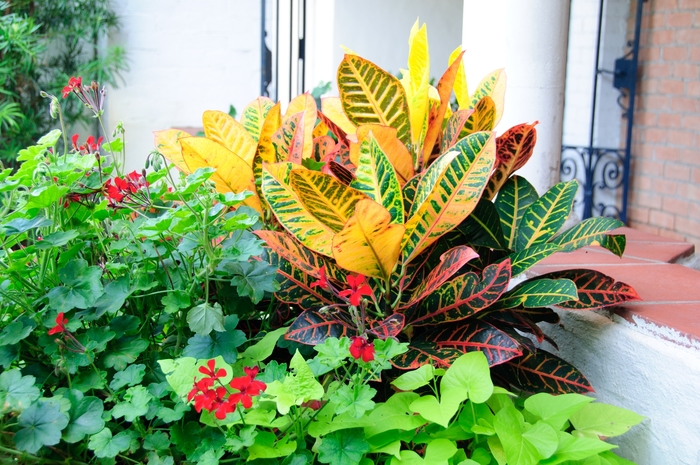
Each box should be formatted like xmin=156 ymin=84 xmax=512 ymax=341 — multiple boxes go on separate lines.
xmin=402 ymin=132 xmax=495 ymax=264
xmin=515 ymin=180 xmax=578 ymax=251
xmin=261 ymin=162 xmax=335 ymax=257
xmin=457 ymin=198 xmax=508 ymax=250
xmin=179 ymin=137 xmax=262 ymax=213
xmin=337 ymin=54 xmax=411 ymax=148
xmin=290 ymin=169 xmax=368 ymax=233
xmin=402 ymin=173 xmax=421 ymax=220
xmin=459 ymin=96 xmax=496 ymax=139
xmin=349 ymin=132 xmax=404 ymax=224
xmin=494 ymin=175 xmax=539 ymax=250
xmin=202 ymin=110 xmax=257 ymax=166
xmin=241 ymin=97 xmax=275 ymax=142
xmin=492 ymin=278 xmax=578 ymax=310
xmin=469 ymin=69 xmax=507 ymax=126
xmin=601 ymin=234 xmax=626 ymax=257
xmin=484 ymin=122 xmax=538 ymax=200
xmin=153 ymin=129 xmax=192 ymax=173
xmin=285 ymin=93 xmax=317 ymax=161
xmin=538 ymin=269 xmax=641 ymax=310
xmin=272 ymin=112 xmax=307 ymax=165
xmin=549 ymin=217 xmax=625 ymax=254
xmin=332 ymin=199 xmax=405 ymax=280
xmin=422 ymin=50 xmax=464 ymax=166
xmin=350 ymin=125 xmax=414 ymax=186
xmin=500 ymin=243 xmax=562 ymax=277
xmin=255 ymin=102 xmax=282 ymax=164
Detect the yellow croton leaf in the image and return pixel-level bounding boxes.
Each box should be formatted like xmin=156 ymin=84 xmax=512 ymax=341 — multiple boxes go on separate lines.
xmin=449 ymin=45 xmax=469 ymax=110
xmin=321 ymin=97 xmax=356 ymax=135
xmin=333 ymin=199 xmax=405 ymax=280
xmin=406 ymin=20 xmax=431 ymax=151
xmin=153 ymin=129 xmax=192 ymax=173
xmin=470 ymin=69 xmax=507 ymax=126
xmin=202 ymin=110 xmax=257 ymax=166
xmin=179 ymin=137 xmax=262 ymax=213
xmin=285 ymin=93 xmax=317 ymax=161
xmin=241 ymin=97 xmax=275 ymax=142
xmin=349 ymin=125 xmax=415 ymax=186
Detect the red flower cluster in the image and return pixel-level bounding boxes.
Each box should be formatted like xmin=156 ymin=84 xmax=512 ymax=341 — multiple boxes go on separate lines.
xmin=339 ymin=274 xmax=373 ymax=306
xmin=187 ymin=361 xmax=266 ymax=420
xmin=62 ymin=76 xmax=82 ymax=98
xmin=104 ymin=171 xmax=150 ymax=208
xmin=72 ymin=134 xmax=103 ymax=154
xmin=48 ymin=312 xmax=68 ymax=335
xmin=349 ymin=336 xmax=375 ymax=362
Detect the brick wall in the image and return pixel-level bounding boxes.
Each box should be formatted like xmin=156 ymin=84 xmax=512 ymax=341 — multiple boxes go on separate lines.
xmin=627 ymin=0 xmax=700 ymax=248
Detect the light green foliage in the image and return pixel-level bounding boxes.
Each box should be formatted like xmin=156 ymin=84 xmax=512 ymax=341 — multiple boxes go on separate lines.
xmin=265 ymin=350 xmax=324 ymax=414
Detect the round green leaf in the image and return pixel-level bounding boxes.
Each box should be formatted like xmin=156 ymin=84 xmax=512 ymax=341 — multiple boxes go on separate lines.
xmin=15 ymin=401 xmax=70 ymax=453
xmin=63 ymin=396 xmax=105 ymax=443
xmin=441 ymin=351 xmax=494 ymax=405
xmin=88 ymin=428 xmax=131 ymax=458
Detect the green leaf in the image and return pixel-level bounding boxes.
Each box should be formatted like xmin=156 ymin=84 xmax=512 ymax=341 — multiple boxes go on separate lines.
xmin=0 ymin=318 xmax=35 ymax=346
xmin=515 ymin=180 xmax=578 ymax=251
xmin=540 ymin=431 xmax=616 ymax=464
xmin=187 ymin=302 xmax=225 ymax=336
xmin=409 ymin=394 xmax=458 ymax=429
xmin=25 ymin=184 xmax=70 ymax=210
xmin=524 ymin=393 xmax=593 ymax=430
xmin=0 ymin=369 xmax=40 ymax=414
xmin=240 ymin=327 xmax=288 ymax=362
xmin=144 ymin=431 xmax=171 ymax=451
xmin=494 ymin=175 xmax=539 ymax=250
xmin=318 ymin=428 xmax=371 ymax=465
xmin=112 ymin=386 xmax=154 ymax=422
xmin=502 ymin=243 xmax=562 ymax=277
xmin=458 ymin=198 xmax=508 ymax=249
xmin=247 ymin=431 xmax=297 ymax=461
xmin=102 ymin=337 xmax=149 ymax=371
xmin=391 ymin=364 xmax=434 ymax=391
xmin=493 ymin=405 xmax=553 ymax=465
xmin=46 ymin=259 xmax=104 ymax=312
xmin=265 ymin=350 xmax=324 ymax=415
xmin=1 ymin=216 xmax=52 ymax=235
xmin=14 ymin=400 xmax=70 ymax=454
xmin=161 ymin=290 xmax=190 ymax=314
xmin=425 ymin=438 xmax=459 ymax=464
xmin=183 ymin=315 xmax=246 ymax=363
xmin=109 ymin=364 xmax=146 ymax=391
xmin=63 ymin=395 xmax=105 ymax=443
xmin=494 ymin=278 xmax=578 ymax=310
xmin=365 ymin=392 xmax=426 ymax=437
xmin=91 ymin=276 xmax=131 ymax=318
xmin=228 ymin=260 xmax=280 ymax=303
xmin=441 ymin=351 xmax=494 ymax=405
xmin=332 ymin=383 xmax=376 ymax=419
xmin=88 ymin=428 xmax=131 ymax=459
xmin=549 ymin=217 xmax=624 ymax=253
xmin=570 ymin=403 xmax=644 ymax=438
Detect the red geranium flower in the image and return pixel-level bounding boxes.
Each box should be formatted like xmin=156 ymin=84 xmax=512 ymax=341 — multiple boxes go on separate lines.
xmin=339 ymin=274 xmax=372 ymax=306
xmin=62 ymin=76 xmax=82 ymax=98
xmin=229 ymin=368 xmax=267 ymax=409
xmin=310 ymin=266 xmax=329 ymax=290
xmin=349 ymin=336 xmax=375 ymax=362
xmin=48 ymin=312 xmax=68 ymax=335
xmin=243 ymin=366 xmax=259 ymax=379
xmin=199 ymin=359 xmax=227 ymax=380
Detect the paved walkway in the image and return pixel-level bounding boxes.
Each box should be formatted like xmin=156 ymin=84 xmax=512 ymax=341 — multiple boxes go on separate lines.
xmin=531 ymin=227 xmax=699 ymax=342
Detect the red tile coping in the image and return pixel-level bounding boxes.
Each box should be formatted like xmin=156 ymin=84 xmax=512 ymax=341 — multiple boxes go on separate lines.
xmin=531 ymin=227 xmax=699 ymax=342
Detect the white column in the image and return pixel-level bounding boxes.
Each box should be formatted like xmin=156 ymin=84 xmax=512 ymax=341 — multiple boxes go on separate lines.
xmin=462 ymin=0 xmax=570 ymax=194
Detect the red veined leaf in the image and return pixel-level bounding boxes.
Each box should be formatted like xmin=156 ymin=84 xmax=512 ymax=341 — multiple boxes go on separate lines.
xmin=408 ymin=260 xmax=511 ymax=326
xmin=482 ymin=309 xmax=548 ymax=343
xmin=254 ymin=230 xmax=347 ymax=286
xmin=285 ymin=309 xmax=358 ymax=345
xmin=537 ymin=269 xmax=641 ymax=309
xmin=484 ymin=122 xmax=538 ymax=200
xmin=266 ymin=252 xmax=334 ymax=310
xmin=441 ymin=109 xmax=473 ymax=154
xmin=367 ymin=314 xmax=405 ymax=339
xmin=391 ymin=341 xmax=462 ymax=370
xmin=419 ymin=319 xmax=522 ymax=366
xmin=271 ymin=112 xmax=306 ymax=164
xmin=421 ymin=51 xmax=464 ymax=167
xmin=401 ymin=245 xmax=479 ymax=309
xmin=328 ymin=161 xmax=356 ymax=186
xmin=494 ymin=348 xmax=594 ymax=394
xmin=318 ymin=110 xmax=349 ymax=146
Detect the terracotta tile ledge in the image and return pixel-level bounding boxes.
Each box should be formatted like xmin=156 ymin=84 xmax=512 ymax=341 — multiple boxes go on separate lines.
xmin=530 ymin=227 xmax=700 ymax=345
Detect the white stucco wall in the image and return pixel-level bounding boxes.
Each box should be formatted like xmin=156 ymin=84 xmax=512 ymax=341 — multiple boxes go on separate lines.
xmin=107 ymin=0 xmax=261 ymax=171
xmin=542 ymin=310 xmax=700 ymax=465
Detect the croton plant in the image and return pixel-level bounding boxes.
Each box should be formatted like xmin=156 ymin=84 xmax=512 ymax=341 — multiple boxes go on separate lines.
xmin=156 ymin=22 xmax=640 ymax=394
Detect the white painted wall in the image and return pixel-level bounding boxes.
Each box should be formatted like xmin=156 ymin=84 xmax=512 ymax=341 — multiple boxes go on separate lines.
xmin=305 ymin=0 xmax=464 ymax=95
xmin=107 ymin=0 xmax=261 ymax=171
xmin=542 ymin=310 xmax=700 ymax=465
xmin=462 ymin=0 xmax=570 ymax=195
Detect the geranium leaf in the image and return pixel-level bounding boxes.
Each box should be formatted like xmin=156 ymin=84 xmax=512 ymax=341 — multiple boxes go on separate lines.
xmin=332 ymin=199 xmax=405 ymax=280
xmin=0 ymin=369 xmax=40 ymax=414
xmin=183 ymin=315 xmax=246 ymax=363
xmin=265 ymin=350 xmax=324 ymax=415
xmin=15 ymin=400 xmax=69 ymax=454
xmin=318 ymin=428 xmax=370 ymax=465
xmin=88 ymin=428 xmax=131 ymax=459
xmin=228 ymin=260 xmax=279 ymax=304
xmin=247 ymin=432 xmax=297 ymax=461
xmin=332 ymin=383 xmax=376 ymax=419
xmin=47 ymin=259 xmax=104 ymax=312
xmin=112 ymin=386 xmax=154 ymax=422
xmin=109 ymin=364 xmax=146 ymax=391
xmin=186 ymin=302 xmax=225 ymax=336
xmin=337 ymin=54 xmax=411 ymax=148
xmin=63 ymin=396 xmax=105 ymax=443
